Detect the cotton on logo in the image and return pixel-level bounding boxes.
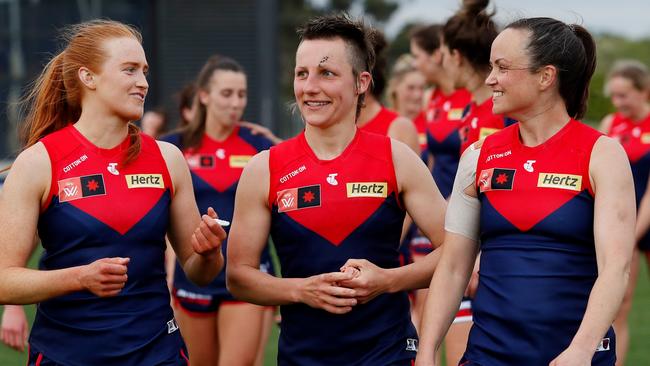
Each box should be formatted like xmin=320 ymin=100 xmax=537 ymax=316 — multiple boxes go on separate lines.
xmin=326 ymin=173 xmax=338 ymax=186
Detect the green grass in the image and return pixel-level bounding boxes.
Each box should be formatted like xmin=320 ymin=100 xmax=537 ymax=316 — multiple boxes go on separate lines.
xmin=2 ymin=260 xmax=649 ymax=365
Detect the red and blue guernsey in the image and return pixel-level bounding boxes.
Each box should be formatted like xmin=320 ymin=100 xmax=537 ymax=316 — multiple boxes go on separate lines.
xmin=30 ymin=125 xmax=187 ymax=365
xmin=462 ymin=120 xmax=615 ymax=365
xmin=268 ymin=129 xmax=418 ymax=365
xmin=161 ymin=126 xmax=274 ymax=312
xmin=360 ymin=106 xmax=413 ymax=264
xmin=459 ymin=98 xmax=512 ymax=155
xmin=420 ymin=88 xmax=472 ymax=198
xmin=607 ymin=112 xmax=650 ymax=250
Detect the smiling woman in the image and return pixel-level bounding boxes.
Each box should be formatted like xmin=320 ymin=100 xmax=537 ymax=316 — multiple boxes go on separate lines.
xmin=226 ymin=13 xmax=449 ymax=366
xmin=0 ymin=19 xmax=226 ymax=365
xmin=417 ymin=17 xmax=635 ymax=366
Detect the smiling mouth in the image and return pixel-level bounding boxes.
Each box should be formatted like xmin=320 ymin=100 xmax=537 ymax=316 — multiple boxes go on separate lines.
xmin=304 ymin=101 xmax=330 ymax=107
xmin=493 ymin=91 xmax=504 ymax=98
xmin=131 ymin=93 xmax=146 ymax=101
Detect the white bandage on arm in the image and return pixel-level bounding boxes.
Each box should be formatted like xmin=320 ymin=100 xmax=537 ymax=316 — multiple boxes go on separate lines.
xmin=444 ymin=145 xmax=481 ymax=241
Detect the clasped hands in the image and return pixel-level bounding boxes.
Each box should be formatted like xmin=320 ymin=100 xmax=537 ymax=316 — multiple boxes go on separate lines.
xmin=298 ymin=258 xmax=390 ymax=314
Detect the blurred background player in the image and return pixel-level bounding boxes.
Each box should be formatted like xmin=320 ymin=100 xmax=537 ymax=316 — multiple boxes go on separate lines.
xmin=408 ymin=24 xmax=474 ymax=352
xmin=178 ymin=83 xmax=198 ymax=128
xmin=141 ymin=106 xmax=168 ymax=138
xmin=161 ymin=54 xmax=276 ymax=366
xmin=600 ymin=59 xmax=650 ymax=366
xmin=386 ymin=54 xmax=427 ymax=132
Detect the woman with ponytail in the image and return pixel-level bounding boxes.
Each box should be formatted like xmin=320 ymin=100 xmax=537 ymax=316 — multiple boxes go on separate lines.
xmin=417 ymin=17 xmax=634 ymax=366
xmin=161 ymin=54 xmax=277 ymax=366
xmin=0 ymin=19 xmax=226 ymax=365
xmin=440 ymin=0 xmax=513 ymax=155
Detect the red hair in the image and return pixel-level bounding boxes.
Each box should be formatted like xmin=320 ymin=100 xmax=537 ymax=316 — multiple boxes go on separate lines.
xmin=20 ymin=19 xmax=143 ymax=164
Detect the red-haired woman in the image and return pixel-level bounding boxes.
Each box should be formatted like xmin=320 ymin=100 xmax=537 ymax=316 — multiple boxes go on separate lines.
xmin=0 ymin=20 xmax=225 ymax=365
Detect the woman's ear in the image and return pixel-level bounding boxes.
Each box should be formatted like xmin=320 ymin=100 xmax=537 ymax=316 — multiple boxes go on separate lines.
xmin=356 ymin=71 xmax=372 ymax=95
xmin=198 ymin=89 xmax=210 ymax=106
xmin=539 ymin=65 xmax=558 ymax=91
xmin=78 ymin=67 xmax=96 ymax=90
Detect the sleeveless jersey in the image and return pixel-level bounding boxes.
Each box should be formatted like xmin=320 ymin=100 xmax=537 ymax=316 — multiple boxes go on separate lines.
xmin=607 ymin=112 xmax=650 ymax=249
xmin=359 ymin=105 xmax=399 ymax=137
xmin=359 ymin=105 xmax=414 ymax=263
xmin=31 ymin=125 xmax=186 ymax=365
xmin=465 ymin=120 xmax=615 ymax=365
xmin=420 ymin=88 xmax=472 ymax=198
xmin=161 ymin=126 xmax=274 ymax=300
xmin=459 ymin=98 xmax=510 ymax=155
xmin=268 ymin=130 xmax=417 ymax=365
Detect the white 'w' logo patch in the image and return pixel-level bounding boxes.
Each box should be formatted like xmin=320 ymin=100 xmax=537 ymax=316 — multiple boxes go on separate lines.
xmin=64 ymin=186 xmax=78 ymax=197
xmin=281 ymin=196 xmax=294 ymax=208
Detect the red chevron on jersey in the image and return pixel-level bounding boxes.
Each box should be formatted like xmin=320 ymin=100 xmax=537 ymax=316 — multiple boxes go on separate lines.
xmin=607 ymin=112 xmax=650 ymax=163
xmin=269 ymin=130 xmax=400 ymax=246
xmin=41 ymin=125 xmax=173 ymax=235
xmin=476 ymin=120 xmax=601 ymax=231
xmin=459 ymin=98 xmax=506 ymax=153
xmin=183 ymin=127 xmax=257 ymax=192
xmin=424 ymin=88 xmax=471 ymax=142
xmin=359 ymin=106 xmax=399 ymax=137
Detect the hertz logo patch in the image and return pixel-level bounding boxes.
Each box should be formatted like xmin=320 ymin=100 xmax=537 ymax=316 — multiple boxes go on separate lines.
xmin=229 ymin=155 xmax=253 ymax=168
xmin=346 ymin=182 xmax=388 ymax=198
xmin=641 ymin=133 xmax=650 ymax=144
xmin=447 ymin=108 xmax=464 ymax=121
xmin=126 ymin=174 xmax=164 ymax=189
xmin=479 ymin=127 xmax=500 ymax=140
xmin=537 ymin=173 xmax=582 ymax=191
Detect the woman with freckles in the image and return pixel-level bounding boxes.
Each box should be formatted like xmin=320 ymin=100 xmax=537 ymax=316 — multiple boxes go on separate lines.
xmin=0 ymin=20 xmax=225 ymax=365
xmin=226 ymin=14 xmax=447 ymax=365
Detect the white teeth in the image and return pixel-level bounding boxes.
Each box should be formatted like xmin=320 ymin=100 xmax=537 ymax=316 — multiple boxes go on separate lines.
xmin=305 ymin=101 xmax=329 ymax=106
xmin=493 ymin=91 xmax=504 ymax=97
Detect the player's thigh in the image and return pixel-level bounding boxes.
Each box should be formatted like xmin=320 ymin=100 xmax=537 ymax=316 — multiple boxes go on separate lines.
xmin=173 ymin=302 xmax=219 ymax=365
xmin=217 ymin=302 xmax=266 ymax=366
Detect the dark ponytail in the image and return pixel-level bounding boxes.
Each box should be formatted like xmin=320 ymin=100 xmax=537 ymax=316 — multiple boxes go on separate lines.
xmin=442 ymin=0 xmax=497 ymax=73
xmin=571 ymin=25 xmax=597 ymax=119
xmin=506 ymin=18 xmax=596 ymax=119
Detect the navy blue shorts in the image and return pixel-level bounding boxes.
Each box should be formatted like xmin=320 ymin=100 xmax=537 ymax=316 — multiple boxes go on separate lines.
xmin=27 ymin=343 xmax=189 ymax=366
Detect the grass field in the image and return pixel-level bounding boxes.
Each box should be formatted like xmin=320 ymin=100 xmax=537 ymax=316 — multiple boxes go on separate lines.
xmin=1 ymin=259 xmax=648 ymax=365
